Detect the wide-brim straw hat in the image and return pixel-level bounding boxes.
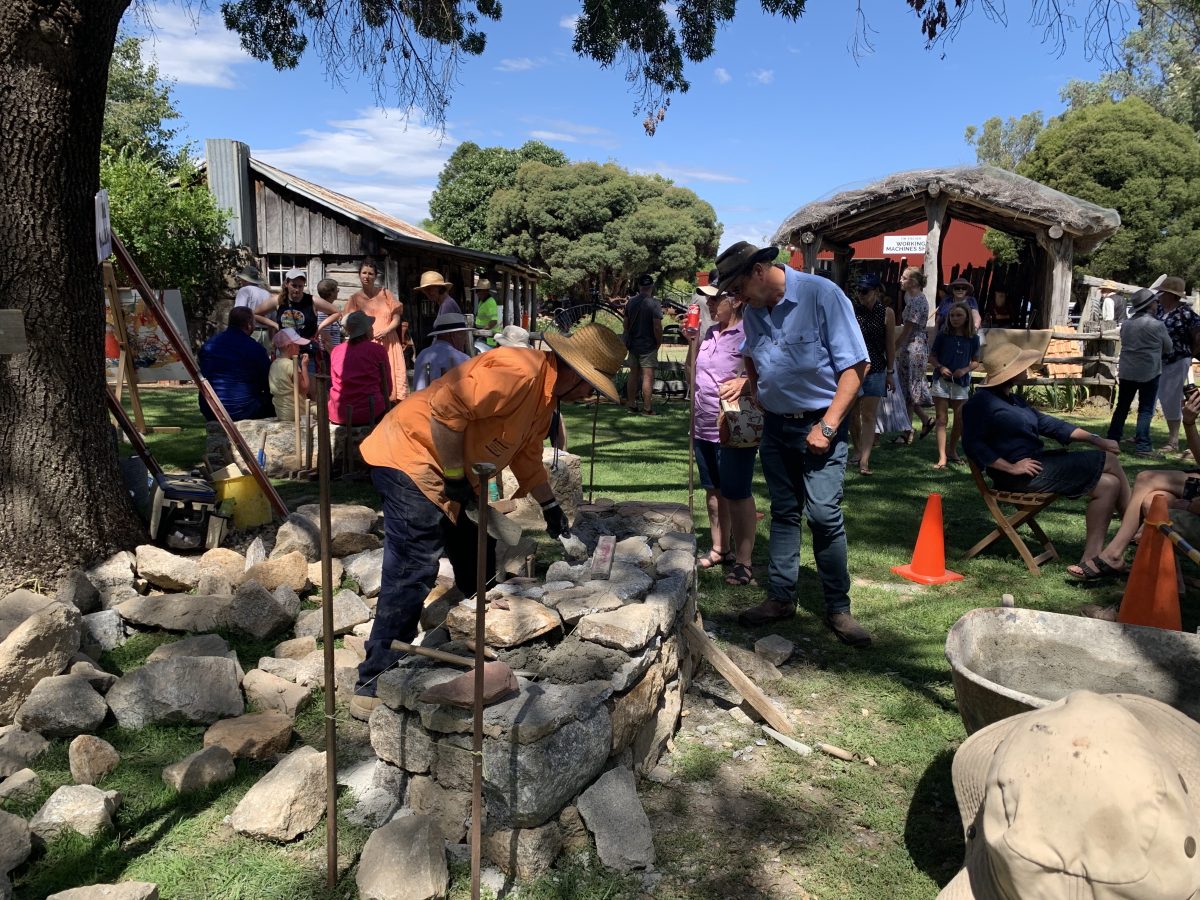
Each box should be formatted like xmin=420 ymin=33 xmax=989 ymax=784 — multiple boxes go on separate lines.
xmin=1158 ymin=275 xmax=1187 ymax=299
xmin=473 ymin=279 xmax=494 ymax=293
xmin=493 ymin=325 xmax=531 ymax=348
xmin=938 ymin=691 xmax=1200 ymax=900
xmin=979 ymin=343 xmax=1044 ymax=388
xmin=414 ymin=270 xmax=451 ymax=292
xmin=542 ymin=323 xmax=626 ymax=403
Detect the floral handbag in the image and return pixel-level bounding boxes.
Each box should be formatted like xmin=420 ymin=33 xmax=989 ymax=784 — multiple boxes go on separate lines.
xmin=717 ymin=397 xmax=764 ymax=448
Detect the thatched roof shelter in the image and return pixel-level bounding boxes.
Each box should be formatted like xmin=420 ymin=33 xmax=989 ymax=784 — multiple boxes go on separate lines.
xmin=772 ymin=166 xmax=1121 ymax=326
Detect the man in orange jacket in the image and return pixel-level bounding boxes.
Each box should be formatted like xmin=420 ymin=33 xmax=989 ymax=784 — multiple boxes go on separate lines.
xmin=350 ymin=323 xmax=626 ymax=720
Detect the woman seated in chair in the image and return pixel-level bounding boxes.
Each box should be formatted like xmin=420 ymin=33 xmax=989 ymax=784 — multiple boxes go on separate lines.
xmin=962 ymin=343 xmax=1131 ymax=577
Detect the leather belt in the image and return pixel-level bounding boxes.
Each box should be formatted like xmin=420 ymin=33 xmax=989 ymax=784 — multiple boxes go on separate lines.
xmin=767 ymin=409 xmax=826 ymax=420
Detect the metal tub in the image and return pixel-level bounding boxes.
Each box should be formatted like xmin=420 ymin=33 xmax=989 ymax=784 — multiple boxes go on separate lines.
xmin=945 ymin=607 xmax=1200 ymax=735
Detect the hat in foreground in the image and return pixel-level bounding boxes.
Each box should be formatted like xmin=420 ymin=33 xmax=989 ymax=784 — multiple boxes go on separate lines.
xmin=428 ymin=312 xmax=469 ymax=338
xmin=493 ymin=325 xmax=532 ymax=348
xmin=978 ymin=342 xmax=1044 ymax=388
xmin=714 ymin=241 xmax=779 ymax=290
xmin=938 ymin=690 xmax=1200 ymax=900
xmin=542 ymin=323 xmax=626 ymax=403
xmin=343 ymin=310 xmax=375 ymax=340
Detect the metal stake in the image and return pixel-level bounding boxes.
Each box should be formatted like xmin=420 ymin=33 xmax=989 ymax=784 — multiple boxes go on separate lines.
xmin=588 ymin=398 xmax=600 ymax=504
xmin=315 ymin=359 xmax=338 ymax=889
xmin=469 ymin=462 xmax=496 ymax=900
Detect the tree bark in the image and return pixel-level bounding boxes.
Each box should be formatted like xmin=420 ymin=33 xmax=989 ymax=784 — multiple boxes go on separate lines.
xmin=0 ymin=0 xmax=140 ymax=589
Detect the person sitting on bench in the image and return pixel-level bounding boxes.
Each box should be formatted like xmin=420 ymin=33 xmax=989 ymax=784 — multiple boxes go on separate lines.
xmin=198 ymin=306 xmax=273 ymax=421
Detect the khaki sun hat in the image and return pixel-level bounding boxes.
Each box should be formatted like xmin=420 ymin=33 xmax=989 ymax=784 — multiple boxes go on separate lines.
xmin=1158 ymin=275 xmax=1188 ymax=299
xmin=938 ymin=691 xmax=1200 ymax=900
xmin=979 ymin=342 xmax=1045 ymax=388
xmin=236 ymin=265 xmax=266 ymax=286
xmin=414 ymin=270 xmax=451 ymax=292
xmin=542 ymin=323 xmax=626 ymax=403
xmin=493 ymin=325 xmax=532 ymax=348
xmin=472 ymin=279 xmax=494 ymax=293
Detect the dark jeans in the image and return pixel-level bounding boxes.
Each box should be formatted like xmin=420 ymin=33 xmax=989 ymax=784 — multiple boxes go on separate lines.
xmin=757 ymin=411 xmax=851 ymax=615
xmin=1106 ymin=375 xmax=1160 ymax=452
xmin=355 ymin=466 xmax=496 ymax=697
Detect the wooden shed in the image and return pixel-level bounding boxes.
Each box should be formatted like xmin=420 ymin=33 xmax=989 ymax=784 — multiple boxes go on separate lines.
xmin=203 ymin=138 xmax=541 ymax=346
xmin=772 ymin=166 xmax=1121 ymax=327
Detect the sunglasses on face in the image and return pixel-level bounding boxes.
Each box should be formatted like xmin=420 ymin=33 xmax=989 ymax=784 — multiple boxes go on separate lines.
xmin=952 ymin=286 xmax=968 ymax=291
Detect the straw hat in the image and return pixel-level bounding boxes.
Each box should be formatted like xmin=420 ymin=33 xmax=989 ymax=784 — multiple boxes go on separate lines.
xmin=472 ymin=279 xmax=494 ymax=293
xmin=979 ymin=342 xmax=1044 ymax=388
xmin=414 ymin=270 xmax=451 ymax=292
xmin=343 ymin=310 xmax=375 ymax=340
xmin=1158 ymin=275 xmax=1187 ymax=299
xmin=428 ymin=312 xmax=469 ymax=338
xmin=493 ymin=325 xmax=532 ymax=348
xmin=542 ymin=323 xmax=626 ymax=403
xmin=938 ymin=691 xmax=1200 ymax=900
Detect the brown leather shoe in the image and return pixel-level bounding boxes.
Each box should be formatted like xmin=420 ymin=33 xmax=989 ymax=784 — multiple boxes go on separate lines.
xmin=1079 ymin=603 xmax=1119 ymax=622
xmin=737 ymin=598 xmax=796 ymax=627
xmin=825 ymin=612 xmax=872 ymax=648
xmin=349 ymin=694 xmax=381 ymax=721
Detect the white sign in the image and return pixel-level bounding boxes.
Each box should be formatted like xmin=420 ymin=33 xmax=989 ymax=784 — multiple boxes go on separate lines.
xmin=882 ymin=235 xmax=927 ymax=255
xmin=95 ymin=189 xmax=112 ymax=263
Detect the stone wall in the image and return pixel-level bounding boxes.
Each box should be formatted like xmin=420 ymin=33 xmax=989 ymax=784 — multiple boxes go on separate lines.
xmin=205 ymin=419 xmax=374 ymax=477
xmin=368 ymin=500 xmax=697 ymax=877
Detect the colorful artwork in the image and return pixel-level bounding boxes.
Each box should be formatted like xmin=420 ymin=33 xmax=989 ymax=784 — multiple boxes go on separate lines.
xmin=104 ymin=287 xmax=192 ymax=383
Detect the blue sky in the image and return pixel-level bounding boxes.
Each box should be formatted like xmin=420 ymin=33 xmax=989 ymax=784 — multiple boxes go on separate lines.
xmin=132 ymin=2 xmax=1106 ymax=250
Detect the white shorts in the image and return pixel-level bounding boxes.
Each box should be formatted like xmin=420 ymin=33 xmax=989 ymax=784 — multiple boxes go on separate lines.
xmin=931 ymin=377 xmax=969 ymax=401
xmin=1158 ymin=357 xmax=1191 ymax=420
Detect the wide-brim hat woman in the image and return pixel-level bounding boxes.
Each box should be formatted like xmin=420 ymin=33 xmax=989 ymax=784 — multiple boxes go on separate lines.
xmin=978 ymin=343 xmax=1045 ymax=387
xmin=542 ymin=323 xmax=626 ymax=403
xmin=414 ymin=270 xmax=452 ymax=292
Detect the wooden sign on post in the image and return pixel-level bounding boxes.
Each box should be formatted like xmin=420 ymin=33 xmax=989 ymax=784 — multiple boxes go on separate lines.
xmin=0 ymin=310 xmax=27 ymax=356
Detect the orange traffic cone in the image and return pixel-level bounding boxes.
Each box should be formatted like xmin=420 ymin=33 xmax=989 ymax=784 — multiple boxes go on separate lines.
xmin=893 ymin=493 xmax=963 ymax=585
xmin=1117 ymin=494 xmax=1181 ymax=631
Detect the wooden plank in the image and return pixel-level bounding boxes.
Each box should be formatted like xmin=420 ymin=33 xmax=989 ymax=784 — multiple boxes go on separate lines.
xmin=281 ymin=197 xmax=296 ymax=252
xmin=295 ymin=202 xmax=310 ymax=256
xmin=682 ymin=621 xmax=793 ymax=735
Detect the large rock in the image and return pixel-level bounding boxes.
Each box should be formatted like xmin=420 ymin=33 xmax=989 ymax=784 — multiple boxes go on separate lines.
xmin=483 ymin=822 xmax=562 ymax=881
xmin=56 ymin=570 xmax=101 ymax=615
xmin=80 ymin=610 xmax=126 ymax=655
xmin=576 ymin=767 xmax=655 ymax=871
xmin=342 ymin=549 xmax=383 ymax=598
xmin=482 ymin=680 xmax=613 ymax=745
xmin=0 ymin=809 xmax=30 ymax=875
xmin=370 ymin=705 xmax=434 ymax=773
xmin=230 ymin=746 xmax=325 ymax=841
xmin=294 ymin=503 xmax=377 ymax=538
xmin=116 ymin=594 xmax=233 ymax=633
xmin=239 ymin=551 xmax=309 ymax=593
xmin=85 ymin=552 xmax=135 ymax=591
xmin=632 ymin=677 xmax=682 ymax=774
xmin=203 ymin=712 xmax=293 ymax=760
xmin=655 ymin=548 xmax=695 ymax=582
xmin=0 ymin=725 xmax=49 ymax=777
xmin=356 ymin=815 xmax=448 ymax=900
xmin=331 ymin=532 xmax=381 ymax=557
xmin=754 ymin=634 xmax=795 ymax=666
xmin=483 ymin=704 xmax=612 ymax=827
xmin=16 ymin=675 xmax=108 ymax=738
xmin=162 ymin=745 xmax=235 ymax=794
xmin=293 ymin=590 xmax=370 ymax=639
xmin=106 ymin=657 xmax=243 ymax=728
xmin=69 ymin=735 xmax=120 ymax=785
xmin=70 ymin=659 xmax=115 ymax=694
xmin=273 ymin=636 xmax=316 ymax=660
xmin=0 ymin=768 xmax=40 ymax=803
xmin=610 ymin=662 xmax=666 ymax=753
xmin=444 ymin=597 xmax=561 ymax=648
xmin=198 ymin=547 xmax=245 ymax=584
xmin=46 ymin=883 xmax=159 ymax=900
xmin=230 ymin=580 xmax=294 ymax=640
xmin=307 ymin=558 xmax=344 ymax=592
xmin=0 ymin=597 xmax=81 ymax=725
xmin=407 ymin=774 xmax=470 ymax=842
xmin=146 ymin=633 xmax=233 ymax=665
xmin=500 ymin=449 xmax=583 ymax=527
xmin=134 ymin=545 xmax=200 ymax=592
xmin=242 ymin=669 xmax=312 ymax=718
xmin=270 ymin=517 xmax=320 ymax=562
xmin=30 ymin=784 xmax=121 ymax=840
xmin=575 ymin=606 xmax=659 ymax=654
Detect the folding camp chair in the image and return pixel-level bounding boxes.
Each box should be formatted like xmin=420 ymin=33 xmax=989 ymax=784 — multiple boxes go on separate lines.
xmin=963 ymin=459 xmax=1060 ymax=574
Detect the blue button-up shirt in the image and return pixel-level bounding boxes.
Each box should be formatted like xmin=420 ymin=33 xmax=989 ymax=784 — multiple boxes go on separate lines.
xmin=413 ymin=340 xmax=470 ymax=391
xmin=962 ymin=388 xmax=1076 ymax=468
xmin=742 ymin=266 xmax=869 ymax=414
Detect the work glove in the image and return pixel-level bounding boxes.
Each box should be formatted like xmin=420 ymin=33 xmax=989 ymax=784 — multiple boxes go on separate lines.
xmin=444 ymin=475 xmax=476 ymax=508
xmin=540 ymin=498 xmax=570 ymax=539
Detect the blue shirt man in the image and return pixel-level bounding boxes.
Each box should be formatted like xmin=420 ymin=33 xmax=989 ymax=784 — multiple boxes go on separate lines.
xmin=413 ymin=311 xmax=472 ymax=391
xmin=716 ymin=242 xmax=871 ymax=647
xmin=198 ymin=306 xmax=272 ymax=421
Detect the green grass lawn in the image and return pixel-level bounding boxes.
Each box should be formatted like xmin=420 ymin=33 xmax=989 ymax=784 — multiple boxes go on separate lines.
xmin=10 ymin=386 xmax=1189 ymax=899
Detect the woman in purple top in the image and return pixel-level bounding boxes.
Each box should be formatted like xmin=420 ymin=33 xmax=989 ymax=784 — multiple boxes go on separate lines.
xmin=687 ymin=289 xmax=759 ymax=586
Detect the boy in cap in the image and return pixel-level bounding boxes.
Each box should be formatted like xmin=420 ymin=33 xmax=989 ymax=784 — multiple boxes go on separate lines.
xmin=623 ymin=273 xmax=664 ymax=415
xmin=413 ymin=312 xmax=471 ymax=391
xmin=269 ymin=328 xmax=312 ymax=423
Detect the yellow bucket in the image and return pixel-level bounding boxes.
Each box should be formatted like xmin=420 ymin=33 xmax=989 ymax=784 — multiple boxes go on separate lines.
xmin=212 ymin=467 xmax=272 ymax=531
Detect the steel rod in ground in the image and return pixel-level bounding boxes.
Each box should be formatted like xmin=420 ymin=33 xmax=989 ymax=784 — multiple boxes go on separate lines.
xmin=588 ymin=399 xmax=599 ymax=504
xmin=469 ymin=463 xmax=496 ymax=900
xmin=315 ymin=363 xmax=338 ymax=888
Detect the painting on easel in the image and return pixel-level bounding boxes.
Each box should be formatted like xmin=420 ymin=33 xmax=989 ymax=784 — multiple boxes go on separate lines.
xmin=104 ymin=286 xmax=192 ymax=384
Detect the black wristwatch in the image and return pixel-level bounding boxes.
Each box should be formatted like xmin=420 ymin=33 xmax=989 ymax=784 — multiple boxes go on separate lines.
xmin=819 ymin=419 xmax=837 ymax=439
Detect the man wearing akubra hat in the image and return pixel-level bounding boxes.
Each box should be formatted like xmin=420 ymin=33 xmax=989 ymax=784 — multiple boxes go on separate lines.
xmin=472 ymin=279 xmax=501 ymax=350
xmin=350 ymin=322 xmax=627 ymax=720
xmin=714 ymin=240 xmax=873 ymax=647
xmin=1106 ymin=287 xmax=1172 ymax=457
xmin=413 ymin=312 xmax=471 ymax=391
xmin=938 ymin=690 xmax=1200 ymax=900
xmin=1153 ymin=275 xmax=1197 ymax=454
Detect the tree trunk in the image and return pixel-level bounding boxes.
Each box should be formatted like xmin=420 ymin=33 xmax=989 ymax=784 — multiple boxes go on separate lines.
xmin=0 ymin=0 xmax=140 ymax=590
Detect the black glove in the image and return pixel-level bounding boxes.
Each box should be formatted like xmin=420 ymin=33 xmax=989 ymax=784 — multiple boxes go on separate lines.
xmin=444 ymin=476 xmax=476 ymax=508
xmin=540 ymin=498 xmax=570 ymax=539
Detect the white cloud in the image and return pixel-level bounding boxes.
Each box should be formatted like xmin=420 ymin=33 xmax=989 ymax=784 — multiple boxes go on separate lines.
xmin=140 ymin=7 xmax=252 ymax=89
xmin=714 ymin=67 xmax=731 ymax=84
xmin=559 ymin=15 xmax=579 ymax=30
xmin=718 ymin=219 xmax=783 ymax=252
xmin=751 ymin=68 xmax=775 ymax=85
xmin=646 ymin=164 xmax=747 ymax=185
xmin=254 ymin=108 xmax=456 ymax=222
xmin=529 ymin=130 xmax=579 ymax=143
xmin=495 ymin=57 xmax=547 ymax=72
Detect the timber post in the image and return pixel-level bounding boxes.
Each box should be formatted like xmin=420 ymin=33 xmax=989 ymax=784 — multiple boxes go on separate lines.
xmin=922 ymin=191 xmax=950 ymax=320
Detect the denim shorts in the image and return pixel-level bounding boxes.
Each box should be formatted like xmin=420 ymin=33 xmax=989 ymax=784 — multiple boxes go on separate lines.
xmin=860 ymin=371 xmax=887 ymax=398
xmin=931 ymin=377 xmax=970 ymax=401
xmin=694 ymin=438 xmax=758 ymax=500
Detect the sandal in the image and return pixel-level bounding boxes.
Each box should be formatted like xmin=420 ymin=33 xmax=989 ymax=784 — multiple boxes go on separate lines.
xmin=1067 ymin=556 xmax=1124 ymax=582
xmin=919 ymin=419 xmax=935 ymax=440
xmin=947 ymin=456 xmax=964 ymax=466
xmin=697 ymin=549 xmax=732 ymax=569
xmin=858 ymin=467 xmax=874 ymax=476
xmin=725 ymin=562 xmax=755 ymax=586
xmin=932 ymin=462 xmax=948 ymax=470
